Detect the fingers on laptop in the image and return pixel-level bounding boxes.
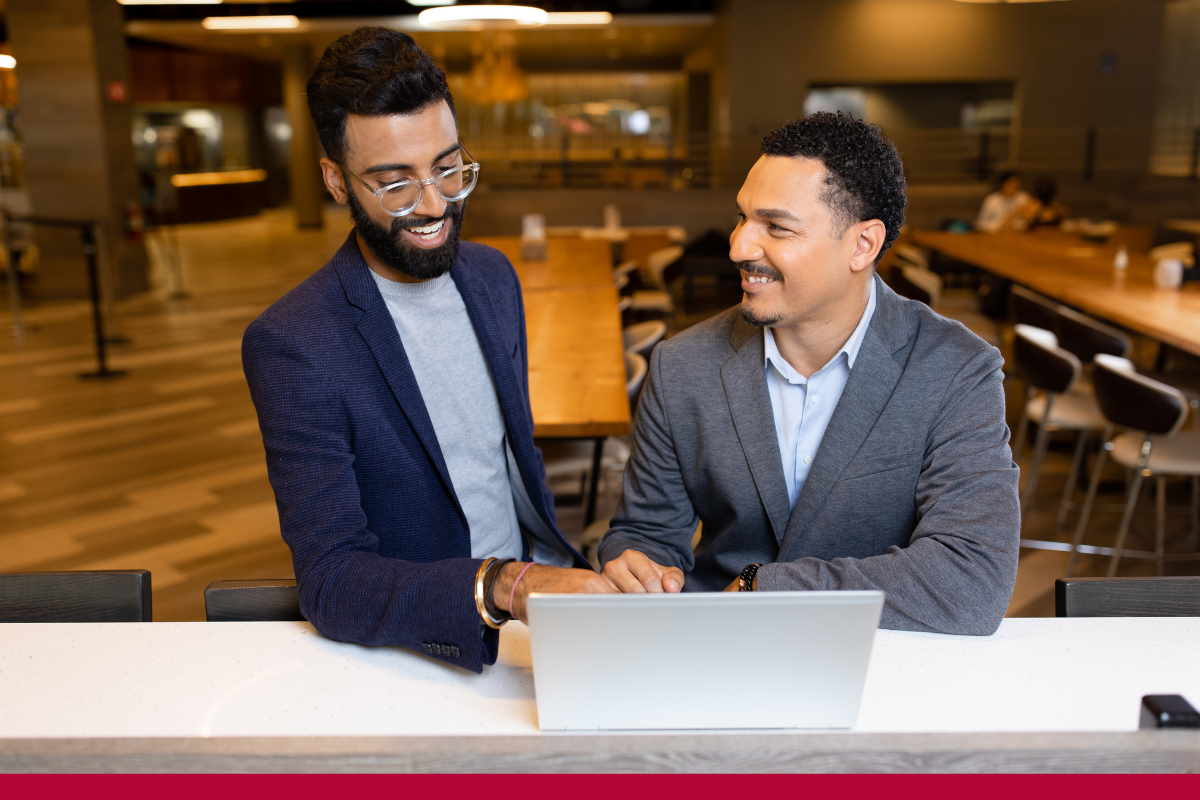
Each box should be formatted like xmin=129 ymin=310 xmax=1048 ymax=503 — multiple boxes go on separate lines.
xmin=602 ymin=550 xmax=684 ymax=594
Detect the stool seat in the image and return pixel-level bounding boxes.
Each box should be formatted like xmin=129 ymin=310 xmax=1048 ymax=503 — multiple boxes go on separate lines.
xmin=1111 ymin=430 xmax=1200 ymax=476
xmin=1026 ymin=391 xmax=1106 ymax=431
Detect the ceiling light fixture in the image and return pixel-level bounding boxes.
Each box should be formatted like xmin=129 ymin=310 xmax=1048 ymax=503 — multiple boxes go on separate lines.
xmin=952 ymin=1 xmax=1073 ymax=4
xmin=545 ymin=12 xmax=613 ymax=25
xmin=201 ymin=15 xmax=301 ymax=30
xmin=418 ymin=5 xmax=549 ymax=31
xmin=0 ymin=55 xmax=15 ymax=70
xmin=409 ymin=0 xmax=457 ymax=6
xmin=118 ymin=0 xmax=221 ymax=4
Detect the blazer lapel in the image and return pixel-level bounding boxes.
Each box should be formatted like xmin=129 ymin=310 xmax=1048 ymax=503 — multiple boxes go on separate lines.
xmin=777 ymin=276 xmax=908 ymax=555
xmin=333 ymin=234 xmax=464 ymax=520
xmin=721 ymin=317 xmax=792 ymax=544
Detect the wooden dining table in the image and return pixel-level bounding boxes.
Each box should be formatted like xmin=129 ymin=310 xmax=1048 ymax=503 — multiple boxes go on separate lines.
xmin=911 ymin=228 xmax=1200 ymax=357
xmin=471 ymin=236 xmax=631 ymax=525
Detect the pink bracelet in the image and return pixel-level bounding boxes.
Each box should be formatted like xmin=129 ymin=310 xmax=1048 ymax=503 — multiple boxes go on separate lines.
xmin=509 ymin=562 xmax=535 ymax=616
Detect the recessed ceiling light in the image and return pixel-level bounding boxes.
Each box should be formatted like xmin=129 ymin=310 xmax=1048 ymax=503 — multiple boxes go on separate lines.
xmin=545 ymin=12 xmax=613 ymax=25
xmin=201 ymin=15 xmax=301 ymax=30
xmin=418 ymin=5 xmax=549 ymax=31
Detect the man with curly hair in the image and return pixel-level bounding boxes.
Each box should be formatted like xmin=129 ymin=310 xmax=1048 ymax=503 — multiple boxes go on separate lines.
xmin=598 ymin=113 xmax=1020 ymax=635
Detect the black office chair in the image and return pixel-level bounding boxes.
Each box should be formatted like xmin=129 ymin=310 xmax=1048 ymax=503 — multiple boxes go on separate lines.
xmin=204 ymin=579 xmax=305 ymax=622
xmin=1010 ymin=285 xmax=1060 ymax=330
xmin=1055 ymin=576 xmax=1200 ymax=617
xmin=1011 ymin=326 xmax=1107 ymax=534
xmin=0 ymin=570 xmax=152 ymax=622
xmin=1067 ymin=354 xmax=1200 ymax=577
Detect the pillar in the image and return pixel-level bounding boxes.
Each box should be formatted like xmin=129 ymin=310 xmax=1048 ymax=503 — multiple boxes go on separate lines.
xmin=282 ymin=43 xmax=325 ymax=230
xmin=7 ymin=0 xmax=147 ymax=299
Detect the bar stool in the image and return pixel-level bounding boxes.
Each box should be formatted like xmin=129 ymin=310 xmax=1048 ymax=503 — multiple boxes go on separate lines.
xmin=1011 ymin=326 xmax=1107 ymax=531
xmin=623 ymin=320 xmax=667 ymax=362
xmin=1067 ymin=354 xmax=1200 ymax=577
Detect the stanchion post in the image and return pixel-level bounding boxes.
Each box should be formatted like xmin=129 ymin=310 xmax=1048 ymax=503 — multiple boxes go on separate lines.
xmin=3 ymin=211 xmax=24 ymax=340
xmin=79 ymin=222 xmax=125 ymax=380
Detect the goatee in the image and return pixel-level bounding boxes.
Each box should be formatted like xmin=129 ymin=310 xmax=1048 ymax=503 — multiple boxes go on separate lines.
xmin=348 ymin=189 xmax=465 ymax=281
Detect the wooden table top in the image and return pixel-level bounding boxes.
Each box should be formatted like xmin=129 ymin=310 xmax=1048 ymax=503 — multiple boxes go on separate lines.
xmin=912 ymin=228 xmax=1200 ymax=357
xmin=523 ymin=286 xmax=631 ymax=438
xmin=471 ymin=236 xmax=613 ymax=291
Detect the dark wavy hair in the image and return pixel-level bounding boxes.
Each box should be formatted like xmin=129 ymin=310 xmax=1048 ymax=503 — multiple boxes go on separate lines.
xmin=307 ymin=27 xmax=455 ymax=165
xmin=760 ymin=112 xmax=906 ymax=265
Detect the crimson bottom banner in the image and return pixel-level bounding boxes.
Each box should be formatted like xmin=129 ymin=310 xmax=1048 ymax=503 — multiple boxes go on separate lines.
xmin=1 ymin=774 xmax=1198 ymax=799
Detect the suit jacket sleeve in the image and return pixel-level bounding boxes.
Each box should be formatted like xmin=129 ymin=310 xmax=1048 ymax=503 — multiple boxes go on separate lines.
xmin=242 ymin=319 xmax=498 ymax=672
xmin=599 ymin=343 xmax=700 ymax=571
xmin=756 ymin=346 xmax=1020 ymax=635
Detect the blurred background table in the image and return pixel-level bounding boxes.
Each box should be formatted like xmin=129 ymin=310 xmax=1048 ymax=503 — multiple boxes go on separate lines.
xmin=471 ymin=236 xmax=613 ymax=291
xmin=913 ymin=229 xmax=1200 ymax=357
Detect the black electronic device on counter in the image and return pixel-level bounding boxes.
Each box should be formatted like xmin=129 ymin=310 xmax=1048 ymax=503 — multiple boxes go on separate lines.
xmin=1139 ymin=695 xmax=1200 ymax=729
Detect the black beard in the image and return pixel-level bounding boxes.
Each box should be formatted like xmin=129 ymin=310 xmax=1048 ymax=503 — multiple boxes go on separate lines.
xmin=736 ymin=260 xmax=784 ymax=327
xmin=347 ymin=189 xmax=465 ymax=281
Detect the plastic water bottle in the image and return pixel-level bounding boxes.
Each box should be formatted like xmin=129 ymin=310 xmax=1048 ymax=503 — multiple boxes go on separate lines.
xmin=1113 ymin=245 xmax=1129 ymax=272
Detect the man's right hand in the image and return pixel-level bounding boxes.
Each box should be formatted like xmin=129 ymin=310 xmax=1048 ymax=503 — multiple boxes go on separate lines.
xmin=492 ymin=563 xmax=617 ymax=622
xmin=601 ymin=549 xmax=685 ymax=594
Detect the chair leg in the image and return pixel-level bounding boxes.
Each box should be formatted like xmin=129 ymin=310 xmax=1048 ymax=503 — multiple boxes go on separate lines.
xmin=1012 ymin=387 xmax=1035 ymax=463
xmin=1020 ymin=395 xmax=1054 ymax=520
xmin=1056 ymin=430 xmax=1089 ymax=528
xmin=1108 ymin=436 xmax=1154 ymax=578
xmin=1155 ymin=476 xmax=1166 ymax=577
xmin=1191 ymin=474 xmax=1200 ymax=551
xmin=1067 ymin=428 xmax=1111 ymax=578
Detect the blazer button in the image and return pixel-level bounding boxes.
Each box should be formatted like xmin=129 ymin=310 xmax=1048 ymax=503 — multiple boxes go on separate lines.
xmin=450 ymin=646 xmax=460 ymax=657
xmin=433 ymin=643 xmax=443 ymax=655
xmin=422 ymin=643 xmax=433 ymax=654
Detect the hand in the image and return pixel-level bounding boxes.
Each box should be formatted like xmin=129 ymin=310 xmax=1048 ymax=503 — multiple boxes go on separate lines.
xmin=723 ymin=576 xmax=741 ymax=592
xmin=601 ymin=549 xmax=685 ymax=594
xmin=492 ymin=563 xmax=617 ymax=622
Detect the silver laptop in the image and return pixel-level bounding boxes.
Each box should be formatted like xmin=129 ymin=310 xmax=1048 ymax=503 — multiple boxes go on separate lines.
xmin=525 ymin=590 xmax=884 ymax=731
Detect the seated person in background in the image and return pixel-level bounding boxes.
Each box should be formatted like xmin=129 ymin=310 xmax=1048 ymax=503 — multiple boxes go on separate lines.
xmin=975 ymin=170 xmax=1036 ymax=233
xmin=1028 ymin=177 xmax=1070 ymax=228
xmin=243 ymin=28 xmax=613 ymax=674
xmin=599 ymin=113 xmax=1020 ymax=635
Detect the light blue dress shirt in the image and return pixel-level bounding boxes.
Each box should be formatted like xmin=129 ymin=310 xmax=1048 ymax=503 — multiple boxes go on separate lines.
xmin=764 ymin=279 xmax=877 ymax=509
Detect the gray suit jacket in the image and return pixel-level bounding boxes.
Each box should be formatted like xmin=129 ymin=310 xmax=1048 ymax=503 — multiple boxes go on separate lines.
xmin=599 ymin=276 xmax=1020 ymax=635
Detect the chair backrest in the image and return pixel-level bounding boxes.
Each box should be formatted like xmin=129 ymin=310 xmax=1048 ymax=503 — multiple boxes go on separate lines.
xmin=1148 ymin=241 xmax=1195 ymax=266
xmin=1093 ymin=354 xmax=1187 ymax=436
xmin=1054 ymin=306 xmax=1131 ymax=363
xmin=888 ymin=265 xmax=931 ymax=306
xmin=1013 ymin=325 xmax=1081 ymax=394
xmin=624 ymin=233 xmax=673 ymax=270
xmin=613 ymin=260 xmax=640 ymax=295
xmin=622 ymin=320 xmax=667 ymax=361
xmin=204 ymin=579 xmax=305 ymax=622
xmin=643 ymin=245 xmax=684 ymax=289
xmin=0 ymin=570 xmax=151 ymax=622
xmin=892 ymin=243 xmax=930 ymax=270
xmin=1010 ymin=285 xmax=1060 ymax=330
xmin=901 ymin=266 xmax=942 ymax=308
xmin=625 ymin=351 xmax=648 ymax=410
xmin=1056 ymin=576 xmax=1200 ymax=617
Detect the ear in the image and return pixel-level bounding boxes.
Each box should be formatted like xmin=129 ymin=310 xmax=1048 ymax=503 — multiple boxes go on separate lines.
xmin=320 ymin=157 xmax=350 ymax=205
xmin=849 ymin=219 xmax=886 ymax=274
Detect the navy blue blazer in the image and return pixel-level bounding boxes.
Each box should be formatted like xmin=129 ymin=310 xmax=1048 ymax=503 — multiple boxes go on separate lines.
xmin=243 ymin=232 xmax=587 ymax=673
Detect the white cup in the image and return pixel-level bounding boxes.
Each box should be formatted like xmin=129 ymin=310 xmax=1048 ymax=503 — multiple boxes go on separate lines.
xmin=1154 ymin=258 xmax=1185 ymax=290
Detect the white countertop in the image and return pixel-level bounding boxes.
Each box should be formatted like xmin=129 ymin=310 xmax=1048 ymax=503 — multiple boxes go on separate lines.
xmin=0 ymin=618 xmax=1196 ymax=738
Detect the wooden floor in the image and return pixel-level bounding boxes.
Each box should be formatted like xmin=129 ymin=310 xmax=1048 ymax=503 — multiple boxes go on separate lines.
xmin=1 ymin=207 xmax=1195 ymax=622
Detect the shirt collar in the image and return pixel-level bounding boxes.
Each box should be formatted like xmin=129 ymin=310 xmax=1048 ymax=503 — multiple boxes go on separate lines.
xmin=763 ymin=277 xmax=878 ymax=381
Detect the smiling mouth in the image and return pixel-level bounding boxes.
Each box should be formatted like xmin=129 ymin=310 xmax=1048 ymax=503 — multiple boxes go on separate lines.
xmin=740 ymin=269 xmax=779 ymax=285
xmin=405 ymin=218 xmax=445 ymax=241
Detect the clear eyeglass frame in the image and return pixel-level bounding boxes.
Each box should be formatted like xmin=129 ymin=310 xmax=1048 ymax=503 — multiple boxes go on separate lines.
xmin=342 ymin=146 xmax=481 ymax=218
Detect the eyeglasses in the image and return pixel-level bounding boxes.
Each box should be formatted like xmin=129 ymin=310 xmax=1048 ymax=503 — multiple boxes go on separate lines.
xmin=341 ymin=147 xmax=481 ymax=218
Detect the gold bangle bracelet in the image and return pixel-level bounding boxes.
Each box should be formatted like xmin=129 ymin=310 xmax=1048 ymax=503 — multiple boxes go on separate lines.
xmin=474 ymin=557 xmax=507 ymax=629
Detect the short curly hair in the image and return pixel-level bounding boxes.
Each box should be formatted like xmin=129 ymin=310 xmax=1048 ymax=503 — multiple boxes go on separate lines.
xmin=761 ymin=112 xmax=906 ymax=266
xmin=307 ymin=27 xmax=455 ymax=165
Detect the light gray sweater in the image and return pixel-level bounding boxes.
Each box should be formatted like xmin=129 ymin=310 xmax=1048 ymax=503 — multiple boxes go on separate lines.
xmin=370 ymin=270 xmax=522 ymax=560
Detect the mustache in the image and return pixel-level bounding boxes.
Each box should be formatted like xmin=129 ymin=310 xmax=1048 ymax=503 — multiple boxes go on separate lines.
xmin=735 ymin=261 xmax=783 ymax=281
xmin=392 ymin=203 xmax=464 ymax=233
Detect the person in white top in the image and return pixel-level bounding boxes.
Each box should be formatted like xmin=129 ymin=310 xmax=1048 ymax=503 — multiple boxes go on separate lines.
xmin=975 ymin=171 xmax=1037 ymax=233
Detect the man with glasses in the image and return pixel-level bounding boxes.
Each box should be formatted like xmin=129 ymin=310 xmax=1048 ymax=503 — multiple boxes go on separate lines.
xmin=243 ymin=27 xmax=614 ymax=674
